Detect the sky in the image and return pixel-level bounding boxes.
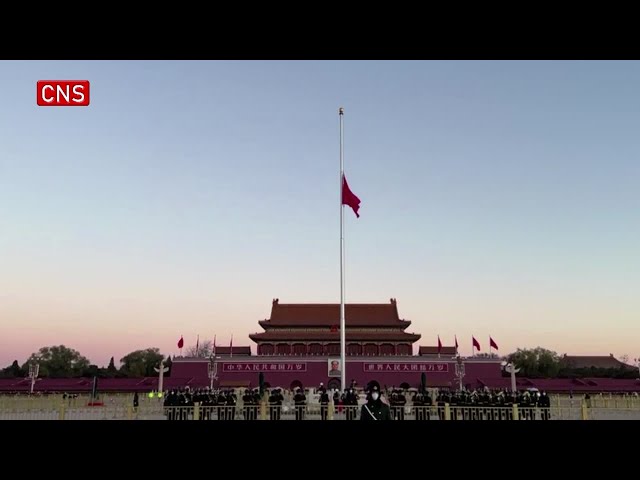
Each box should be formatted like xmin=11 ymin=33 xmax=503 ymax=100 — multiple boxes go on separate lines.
xmin=1 ymin=60 xmax=639 ymax=367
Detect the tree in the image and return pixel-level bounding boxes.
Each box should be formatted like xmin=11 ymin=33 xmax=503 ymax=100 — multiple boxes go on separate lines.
xmin=506 ymin=347 xmax=561 ymax=378
xmin=119 ymin=348 xmax=165 ymax=377
xmin=185 ymin=340 xmax=213 ymax=358
xmin=21 ymin=345 xmax=91 ymax=378
xmin=1 ymin=360 xmax=25 ymax=378
xmin=475 ymin=352 xmax=501 ymax=359
xmin=107 ymin=357 xmax=117 ymax=376
xmin=82 ymin=364 xmax=100 ymax=377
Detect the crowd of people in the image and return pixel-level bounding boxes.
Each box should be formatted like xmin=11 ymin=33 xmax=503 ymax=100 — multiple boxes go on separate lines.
xmin=160 ymin=382 xmax=556 ymax=420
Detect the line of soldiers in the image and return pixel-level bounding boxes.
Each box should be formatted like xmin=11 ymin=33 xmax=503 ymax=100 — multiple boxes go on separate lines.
xmin=411 ymin=389 xmax=552 ymax=420
xmin=163 ymin=388 xmax=240 ymax=420
xmin=161 ymin=385 xmax=552 ymax=421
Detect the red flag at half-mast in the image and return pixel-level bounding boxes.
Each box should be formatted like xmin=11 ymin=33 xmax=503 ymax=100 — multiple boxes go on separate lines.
xmin=437 ymin=336 xmax=442 ymax=353
xmin=490 ymin=337 xmax=499 ymax=350
xmin=472 ymin=336 xmax=481 ymax=351
xmin=342 ymin=175 xmax=361 ymax=218
xmin=177 ymin=336 xmax=184 ymax=349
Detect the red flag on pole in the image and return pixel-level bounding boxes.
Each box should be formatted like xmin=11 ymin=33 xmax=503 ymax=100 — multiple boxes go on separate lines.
xmin=455 ymin=335 xmax=459 ymax=351
xmin=342 ymin=175 xmax=361 ymax=218
xmin=177 ymin=336 xmax=184 ymax=349
xmin=437 ymin=336 xmax=442 ymax=353
xmin=489 ymin=337 xmax=499 ymax=350
xmin=472 ymin=336 xmax=481 ymax=351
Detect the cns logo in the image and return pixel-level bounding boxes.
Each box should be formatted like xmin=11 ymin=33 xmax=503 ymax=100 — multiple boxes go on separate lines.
xmin=37 ymin=80 xmax=90 ymax=106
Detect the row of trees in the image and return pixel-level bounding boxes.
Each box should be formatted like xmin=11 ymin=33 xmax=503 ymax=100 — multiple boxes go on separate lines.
xmin=506 ymin=348 xmax=639 ymax=379
xmin=1 ymin=344 xmax=637 ymax=379
xmin=0 ymin=346 xmax=172 ymax=379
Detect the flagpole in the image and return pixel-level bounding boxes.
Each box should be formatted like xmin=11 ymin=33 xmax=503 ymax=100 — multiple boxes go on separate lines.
xmin=339 ymin=106 xmax=346 ymax=393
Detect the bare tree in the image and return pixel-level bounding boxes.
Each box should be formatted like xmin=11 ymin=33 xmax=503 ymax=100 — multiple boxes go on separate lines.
xmin=185 ymin=340 xmax=213 ymax=358
xmin=475 ymin=352 xmax=500 ymax=359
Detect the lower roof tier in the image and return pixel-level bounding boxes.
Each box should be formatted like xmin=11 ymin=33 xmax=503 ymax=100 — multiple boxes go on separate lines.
xmin=249 ymin=331 xmax=421 ymax=343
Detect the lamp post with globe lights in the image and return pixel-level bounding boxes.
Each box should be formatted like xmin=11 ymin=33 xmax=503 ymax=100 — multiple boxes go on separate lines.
xmin=454 ymin=355 xmax=465 ymax=391
xmin=501 ymin=361 xmax=520 ymax=394
xmin=28 ymin=363 xmax=40 ymax=395
xmin=208 ymin=354 xmax=220 ymax=391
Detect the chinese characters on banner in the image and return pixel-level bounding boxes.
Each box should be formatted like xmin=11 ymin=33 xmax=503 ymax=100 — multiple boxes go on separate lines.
xmin=222 ymin=363 xmax=307 ymax=373
xmin=362 ymin=363 xmax=449 ymax=373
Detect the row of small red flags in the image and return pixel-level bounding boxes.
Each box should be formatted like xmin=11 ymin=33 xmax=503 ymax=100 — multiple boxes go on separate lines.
xmin=438 ymin=335 xmax=499 ymax=352
xmin=175 ymin=333 xmax=497 ymax=353
xmin=176 ymin=335 xmax=231 ymax=351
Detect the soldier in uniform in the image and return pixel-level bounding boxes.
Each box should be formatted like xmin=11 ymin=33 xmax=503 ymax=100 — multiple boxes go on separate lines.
xmin=391 ymin=390 xmax=407 ymax=421
xmin=360 ymin=381 xmax=391 ymax=421
xmin=242 ymin=389 xmax=253 ymax=420
xmin=333 ymin=389 xmax=342 ymax=415
xmin=164 ymin=390 xmax=177 ymax=421
xmin=269 ymin=388 xmax=284 ymax=420
xmin=252 ymin=388 xmax=261 ymax=420
xmin=413 ymin=391 xmax=424 ymax=421
xmin=343 ymin=387 xmax=358 ymax=420
xmin=293 ymin=387 xmax=306 ymax=420
xmin=319 ymin=387 xmax=330 ymax=421
xmin=539 ymin=391 xmax=551 ymax=420
xmin=225 ymin=389 xmax=237 ymax=420
xmin=216 ymin=390 xmax=227 ymax=420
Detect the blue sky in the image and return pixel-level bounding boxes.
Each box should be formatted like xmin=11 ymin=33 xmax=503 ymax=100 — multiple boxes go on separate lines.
xmin=1 ymin=60 xmax=638 ymax=366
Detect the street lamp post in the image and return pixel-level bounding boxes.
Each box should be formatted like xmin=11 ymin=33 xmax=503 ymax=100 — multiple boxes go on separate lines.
xmin=454 ymin=355 xmax=465 ymax=391
xmin=501 ymin=361 xmax=520 ymax=393
xmin=208 ymin=355 xmax=219 ymax=391
xmin=28 ymin=363 xmax=40 ymax=395
xmin=154 ymin=358 xmax=169 ymax=396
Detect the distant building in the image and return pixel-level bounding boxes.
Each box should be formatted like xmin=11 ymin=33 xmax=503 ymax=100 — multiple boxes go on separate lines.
xmin=560 ymin=354 xmax=633 ymax=370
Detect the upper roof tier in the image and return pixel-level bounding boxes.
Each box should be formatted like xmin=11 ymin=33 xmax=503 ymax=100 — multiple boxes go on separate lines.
xmin=259 ymin=298 xmax=412 ymax=328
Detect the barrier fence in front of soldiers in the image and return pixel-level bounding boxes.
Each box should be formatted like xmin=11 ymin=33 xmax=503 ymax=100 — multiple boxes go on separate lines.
xmin=2 ymin=401 xmax=640 ymax=420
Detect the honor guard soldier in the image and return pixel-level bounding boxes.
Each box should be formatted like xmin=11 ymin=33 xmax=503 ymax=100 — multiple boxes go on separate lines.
xmin=216 ymin=390 xmax=227 ymax=420
xmin=268 ymin=388 xmax=284 ymax=420
xmin=539 ymin=391 xmax=551 ymax=420
xmin=360 ymin=381 xmax=391 ymax=421
xmin=319 ymin=386 xmax=330 ymax=420
xmin=242 ymin=389 xmax=253 ymax=420
xmin=252 ymin=388 xmax=261 ymax=420
xmin=164 ymin=390 xmax=177 ymax=421
xmin=413 ymin=391 xmax=425 ymax=421
xmin=293 ymin=387 xmax=307 ymax=420
xmin=225 ymin=389 xmax=237 ymax=420
xmin=344 ymin=387 xmax=358 ymax=420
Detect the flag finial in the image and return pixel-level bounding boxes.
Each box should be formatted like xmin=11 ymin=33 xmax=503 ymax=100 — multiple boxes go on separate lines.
xmin=339 ymin=107 xmax=344 ymax=115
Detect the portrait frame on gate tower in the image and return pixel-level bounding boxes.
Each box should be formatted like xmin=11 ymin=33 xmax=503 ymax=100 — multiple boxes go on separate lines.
xmin=328 ymin=358 xmax=341 ymax=377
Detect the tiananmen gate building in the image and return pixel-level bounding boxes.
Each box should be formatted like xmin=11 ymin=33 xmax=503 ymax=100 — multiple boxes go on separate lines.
xmin=171 ymin=298 xmax=503 ymax=390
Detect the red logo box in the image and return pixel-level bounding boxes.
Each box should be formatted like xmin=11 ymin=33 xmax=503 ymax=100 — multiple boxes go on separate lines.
xmin=37 ymin=80 xmax=90 ymax=106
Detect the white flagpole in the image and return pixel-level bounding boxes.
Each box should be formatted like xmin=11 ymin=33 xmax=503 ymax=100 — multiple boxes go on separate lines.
xmin=339 ymin=107 xmax=346 ymax=393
